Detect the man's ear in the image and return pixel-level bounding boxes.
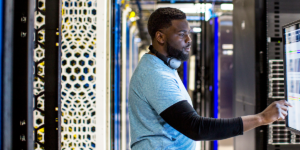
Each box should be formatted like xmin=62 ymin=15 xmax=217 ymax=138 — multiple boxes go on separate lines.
xmin=155 ymin=31 xmax=165 ymax=44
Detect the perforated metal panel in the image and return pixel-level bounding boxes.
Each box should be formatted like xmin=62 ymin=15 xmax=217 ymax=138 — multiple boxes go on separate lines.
xmin=33 ymin=0 xmax=46 ymax=149
xmin=61 ymin=0 xmax=97 ymax=149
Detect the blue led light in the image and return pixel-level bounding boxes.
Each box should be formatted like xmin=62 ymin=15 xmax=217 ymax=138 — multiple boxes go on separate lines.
xmin=183 ymin=61 xmax=188 ymax=89
xmin=213 ymin=17 xmax=219 ymax=150
xmin=114 ymin=0 xmax=121 ymax=149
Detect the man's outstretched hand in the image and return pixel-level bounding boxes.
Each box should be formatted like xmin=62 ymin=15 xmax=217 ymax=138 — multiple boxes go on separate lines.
xmin=258 ymin=100 xmax=292 ymax=125
xmin=242 ymin=100 xmax=292 ymax=132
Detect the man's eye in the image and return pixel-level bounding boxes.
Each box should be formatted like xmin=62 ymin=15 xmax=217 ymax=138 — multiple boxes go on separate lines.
xmin=179 ymin=34 xmax=185 ymax=36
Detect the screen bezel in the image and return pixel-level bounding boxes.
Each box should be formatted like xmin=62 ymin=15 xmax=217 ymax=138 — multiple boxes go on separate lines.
xmin=283 ymin=20 xmax=300 ymax=135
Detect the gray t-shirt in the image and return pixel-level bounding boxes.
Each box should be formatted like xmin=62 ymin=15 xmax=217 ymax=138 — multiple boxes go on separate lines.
xmin=128 ymin=54 xmax=196 ymax=150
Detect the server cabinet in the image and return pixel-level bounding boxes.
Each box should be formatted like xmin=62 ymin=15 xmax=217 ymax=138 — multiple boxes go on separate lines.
xmin=2 ymin=0 xmax=35 ymax=149
xmin=233 ymin=0 xmax=268 ymax=150
xmin=267 ymin=0 xmax=300 ymax=149
xmin=2 ymin=0 xmax=62 ymax=149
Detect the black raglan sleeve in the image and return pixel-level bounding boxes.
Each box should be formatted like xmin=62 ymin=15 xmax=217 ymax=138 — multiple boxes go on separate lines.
xmin=160 ymin=100 xmax=244 ymax=141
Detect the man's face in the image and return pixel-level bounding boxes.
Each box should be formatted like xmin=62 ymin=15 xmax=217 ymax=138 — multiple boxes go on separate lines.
xmin=164 ymin=19 xmax=192 ymax=61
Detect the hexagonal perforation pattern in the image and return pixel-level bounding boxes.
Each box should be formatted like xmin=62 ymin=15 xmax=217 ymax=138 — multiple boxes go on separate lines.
xmin=61 ymin=0 xmax=97 ymax=149
xmin=34 ymin=0 xmax=46 ymax=149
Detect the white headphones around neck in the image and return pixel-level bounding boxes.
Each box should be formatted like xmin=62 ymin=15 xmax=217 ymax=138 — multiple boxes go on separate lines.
xmin=149 ymin=45 xmax=182 ymax=70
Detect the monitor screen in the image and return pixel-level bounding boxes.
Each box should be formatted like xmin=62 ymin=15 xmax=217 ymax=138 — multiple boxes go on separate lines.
xmin=284 ymin=21 xmax=300 ymax=134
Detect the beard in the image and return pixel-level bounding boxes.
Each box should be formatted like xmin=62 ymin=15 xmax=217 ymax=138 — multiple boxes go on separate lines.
xmin=166 ymin=42 xmax=190 ymax=61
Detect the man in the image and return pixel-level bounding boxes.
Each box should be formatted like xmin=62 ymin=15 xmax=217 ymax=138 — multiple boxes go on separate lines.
xmin=128 ymin=7 xmax=291 ymax=150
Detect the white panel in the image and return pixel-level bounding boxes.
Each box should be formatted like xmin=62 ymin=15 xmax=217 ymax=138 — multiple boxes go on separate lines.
xmin=60 ymin=0 xmax=107 ymax=149
xmin=129 ymin=24 xmax=137 ymax=78
xmin=96 ymin=0 xmax=110 ymax=150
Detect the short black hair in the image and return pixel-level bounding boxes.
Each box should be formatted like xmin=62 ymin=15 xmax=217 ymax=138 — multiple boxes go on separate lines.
xmin=147 ymin=7 xmax=186 ymax=39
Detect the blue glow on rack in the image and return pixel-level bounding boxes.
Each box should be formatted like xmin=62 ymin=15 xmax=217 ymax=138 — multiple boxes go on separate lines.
xmin=183 ymin=61 xmax=188 ymax=89
xmin=213 ymin=17 xmax=219 ymax=150
xmin=114 ymin=0 xmax=121 ymax=149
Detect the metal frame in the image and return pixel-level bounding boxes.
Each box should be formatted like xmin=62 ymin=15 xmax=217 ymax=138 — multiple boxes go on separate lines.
xmin=96 ymin=0 xmax=111 ymax=149
xmin=44 ymin=0 xmax=61 ymax=149
xmin=27 ymin=0 xmax=35 ymax=149
xmin=107 ymin=0 xmax=112 ymax=148
xmin=121 ymin=6 xmax=131 ymax=150
xmin=126 ymin=20 xmax=131 ymax=150
xmin=13 ymin=0 xmax=34 ymax=149
xmin=0 ymin=0 xmax=3 ymax=148
xmin=0 ymin=0 xmax=4 ymax=148
xmin=2 ymin=0 xmax=14 ymax=148
xmin=2 ymin=0 xmax=35 ymax=149
xmin=12 ymin=0 xmax=30 ymax=147
xmin=58 ymin=0 xmax=62 ymax=148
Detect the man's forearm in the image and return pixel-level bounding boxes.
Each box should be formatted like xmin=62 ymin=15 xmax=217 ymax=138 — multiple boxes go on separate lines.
xmin=242 ymin=100 xmax=292 ymax=132
xmin=160 ymin=100 xmax=244 ymax=141
xmin=241 ymin=115 xmax=263 ymax=132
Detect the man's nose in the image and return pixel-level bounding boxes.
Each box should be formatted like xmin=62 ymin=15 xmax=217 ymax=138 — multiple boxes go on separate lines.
xmin=186 ymin=35 xmax=192 ymax=44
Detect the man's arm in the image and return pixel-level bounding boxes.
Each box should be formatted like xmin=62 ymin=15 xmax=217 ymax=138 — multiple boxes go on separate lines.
xmin=160 ymin=100 xmax=243 ymax=141
xmin=242 ymin=100 xmax=291 ymax=132
xmin=160 ymin=100 xmax=291 ymax=141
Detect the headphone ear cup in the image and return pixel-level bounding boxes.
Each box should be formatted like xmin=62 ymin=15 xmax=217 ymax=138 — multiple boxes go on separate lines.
xmin=168 ymin=58 xmax=182 ymax=69
xmin=149 ymin=45 xmax=182 ymax=69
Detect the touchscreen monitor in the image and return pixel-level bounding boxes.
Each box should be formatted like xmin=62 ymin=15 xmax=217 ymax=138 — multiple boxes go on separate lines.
xmin=283 ymin=20 xmax=300 ymax=135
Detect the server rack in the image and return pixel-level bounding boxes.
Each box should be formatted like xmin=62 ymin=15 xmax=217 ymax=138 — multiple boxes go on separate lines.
xmin=2 ymin=0 xmax=62 ymax=149
xmin=266 ymin=0 xmax=300 ymax=149
xmin=2 ymin=0 xmax=35 ymax=149
xmin=1 ymin=0 xmax=111 ymax=149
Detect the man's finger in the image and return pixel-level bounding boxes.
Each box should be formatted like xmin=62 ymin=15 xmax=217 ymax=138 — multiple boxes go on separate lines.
xmin=281 ymin=106 xmax=289 ymax=111
xmin=281 ymin=110 xmax=288 ymax=117
xmin=278 ymin=112 xmax=288 ymax=121
xmin=279 ymin=100 xmax=292 ymax=107
xmin=284 ymin=101 xmax=293 ymax=107
xmin=278 ymin=100 xmax=285 ymax=104
xmin=278 ymin=108 xmax=285 ymax=120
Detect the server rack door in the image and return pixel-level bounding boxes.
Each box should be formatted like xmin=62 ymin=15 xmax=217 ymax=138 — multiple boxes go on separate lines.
xmin=233 ymin=0 xmax=257 ymax=150
xmin=3 ymin=0 xmax=35 ymax=149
